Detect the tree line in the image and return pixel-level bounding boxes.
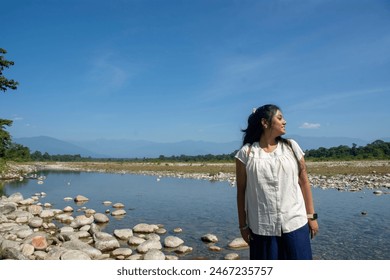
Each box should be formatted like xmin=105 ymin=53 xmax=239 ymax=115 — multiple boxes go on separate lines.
xmin=1 ymin=139 xmax=389 ymax=163
xmin=304 ymin=140 xmax=390 ymax=160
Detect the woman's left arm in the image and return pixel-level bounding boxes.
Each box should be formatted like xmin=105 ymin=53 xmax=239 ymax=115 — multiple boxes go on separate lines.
xmin=298 ymin=156 xmax=319 ymax=239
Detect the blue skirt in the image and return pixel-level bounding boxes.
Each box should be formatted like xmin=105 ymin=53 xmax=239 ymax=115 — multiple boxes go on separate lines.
xmin=249 ymin=223 xmax=313 ymax=260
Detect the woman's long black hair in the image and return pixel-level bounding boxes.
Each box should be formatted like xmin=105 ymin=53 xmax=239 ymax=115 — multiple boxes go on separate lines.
xmin=241 ymin=104 xmax=288 ymax=146
xmin=240 ymin=104 xmax=302 ymax=173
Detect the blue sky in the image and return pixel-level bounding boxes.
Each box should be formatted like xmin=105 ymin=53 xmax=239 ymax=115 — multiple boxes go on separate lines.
xmin=1 ymin=0 xmax=389 ymax=143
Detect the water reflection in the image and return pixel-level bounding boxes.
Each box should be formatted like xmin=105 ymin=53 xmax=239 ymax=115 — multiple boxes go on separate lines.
xmin=1 ymin=171 xmax=389 ymax=260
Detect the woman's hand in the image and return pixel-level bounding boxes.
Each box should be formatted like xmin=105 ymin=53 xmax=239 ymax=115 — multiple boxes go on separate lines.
xmin=308 ymin=219 xmax=319 ymax=239
xmin=240 ymin=228 xmax=251 ymax=244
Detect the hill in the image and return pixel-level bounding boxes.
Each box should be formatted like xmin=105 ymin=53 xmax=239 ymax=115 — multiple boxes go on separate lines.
xmin=13 ymin=136 xmax=104 ymax=158
xmin=13 ymin=135 xmax=387 ymax=158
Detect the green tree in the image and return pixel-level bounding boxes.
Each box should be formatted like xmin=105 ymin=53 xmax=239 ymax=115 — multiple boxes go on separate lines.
xmin=1 ymin=48 xmax=21 ymax=163
xmin=0 ymin=119 xmax=13 ymax=158
xmin=5 ymin=143 xmax=31 ymax=161
xmin=0 ymin=48 xmax=19 ymax=92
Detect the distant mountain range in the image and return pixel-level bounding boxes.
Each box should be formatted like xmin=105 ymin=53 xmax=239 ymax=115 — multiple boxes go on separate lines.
xmin=14 ymin=136 xmax=105 ymax=158
xmin=13 ymin=135 xmax=388 ymax=158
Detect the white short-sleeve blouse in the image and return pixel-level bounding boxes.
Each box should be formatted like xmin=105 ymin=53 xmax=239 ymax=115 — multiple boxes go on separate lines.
xmin=235 ymin=139 xmax=308 ymax=236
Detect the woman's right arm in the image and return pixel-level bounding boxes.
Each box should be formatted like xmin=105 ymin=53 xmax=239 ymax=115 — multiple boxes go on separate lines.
xmin=236 ymin=158 xmax=250 ymax=244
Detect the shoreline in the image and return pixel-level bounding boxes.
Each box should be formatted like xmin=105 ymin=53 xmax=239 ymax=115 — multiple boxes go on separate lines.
xmin=1 ymin=160 xmax=390 ymax=192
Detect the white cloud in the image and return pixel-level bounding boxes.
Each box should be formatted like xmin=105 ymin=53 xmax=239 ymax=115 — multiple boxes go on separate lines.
xmin=85 ymin=51 xmax=133 ymax=95
xmin=300 ymin=122 xmax=321 ymax=129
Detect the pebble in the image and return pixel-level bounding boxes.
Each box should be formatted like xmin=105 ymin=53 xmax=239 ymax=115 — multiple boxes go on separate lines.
xmin=111 ymin=209 xmax=126 ymax=216
xmin=224 ymin=253 xmax=240 ymax=260
xmin=74 ymin=195 xmax=89 ymax=202
xmin=164 ymin=236 xmax=184 ymax=248
xmin=201 ymin=233 xmax=218 ymax=243
xmin=228 ymin=238 xmax=248 ymax=249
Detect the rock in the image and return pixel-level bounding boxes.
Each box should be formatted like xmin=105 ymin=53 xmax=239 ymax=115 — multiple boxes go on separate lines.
xmin=63 ymin=206 xmax=73 ymax=212
xmin=143 ymin=249 xmax=165 ymax=260
xmin=28 ymin=217 xmax=43 ymax=228
xmin=40 ymin=209 xmax=55 ymax=219
xmin=94 ymin=213 xmax=110 ymax=223
xmin=174 ymin=245 xmax=193 ymax=254
xmin=34 ymin=250 xmax=47 ymax=260
xmin=89 ymin=223 xmax=101 ymax=235
xmin=173 ymin=228 xmax=183 ymax=233
xmin=56 ymin=213 xmax=74 ymax=223
xmin=31 ymin=235 xmax=48 ymax=250
xmin=0 ymin=247 xmax=28 ymax=260
xmin=74 ymin=195 xmax=89 ymax=202
xmin=13 ymin=210 xmax=33 ymax=223
xmin=62 ymin=239 xmax=102 ymax=259
xmin=44 ymin=247 xmax=68 ymax=260
xmin=16 ymin=228 xmax=34 ymax=239
xmin=28 ymin=205 xmax=43 ymax=215
xmin=165 ymin=255 xmax=179 ymax=260
xmin=137 ymin=239 xmax=162 ymax=254
xmin=208 ymin=245 xmax=222 ymax=252
xmin=114 ymin=229 xmax=133 ymax=240
xmin=7 ymin=193 xmax=24 ymax=203
xmin=155 ymin=228 xmax=167 ymax=234
xmin=111 ymin=209 xmax=126 ymax=216
xmin=60 ymin=226 xmax=75 ymax=234
xmin=72 ymin=230 xmax=91 ymax=239
xmin=201 ymin=233 xmax=218 ymax=243
xmin=128 ymin=236 xmax=146 ymax=246
xmin=164 ymin=236 xmax=184 ymax=248
xmin=93 ymin=232 xmax=120 ymax=252
xmin=61 ymin=250 xmax=91 ymax=260
xmin=21 ymin=243 xmax=35 ymax=257
xmin=373 ymin=190 xmax=383 ymax=195
xmin=128 ymin=253 xmax=143 ymax=260
xmin=133 ymin=223 xmax=159 ymax=233
xmin=70 ymin=215 xmax=94 ymax=228
xmin=0 ymin=214 xmax=8 ymax=223
xmin=19 ymin=198 xmax=35 ymax=205
xmin=1 ymin=239 xmax=21 ymax=251
xmin=112 ymin=203 xmax=125 ymax=208
xmin=228 ymin=238 xmax=248 ymax=249
xmin=80 ymin=224 xmax=91 ymax=232
xmin=145 ymin=233 xmax=160 ymax=241
xmin=112 ymin=248 xmax=133 ymax=258
xmin=0 ymin=203 xmax=17 ymax=215
xmin=224 ymin=253 xmax=240 ymax=260
xmin=84 ymin=209 xmax=96 ymax=216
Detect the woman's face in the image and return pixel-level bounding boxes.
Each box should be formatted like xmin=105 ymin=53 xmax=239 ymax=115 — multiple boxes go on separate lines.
xmin=270 ymin=110 xmax=287 ymax=136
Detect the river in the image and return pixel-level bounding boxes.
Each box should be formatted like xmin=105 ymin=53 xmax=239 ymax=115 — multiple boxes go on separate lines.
xmin=1 ymin=170 xmax=389 ymax=260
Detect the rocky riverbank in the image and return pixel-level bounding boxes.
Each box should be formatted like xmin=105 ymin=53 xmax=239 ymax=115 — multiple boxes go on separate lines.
xmin=0 ymin=192 xmax=247 ymax=260
xmin=1 ymin=161 xmax=390 ymax=192
xmin=1 ymin=160 xmax=389 ymax=260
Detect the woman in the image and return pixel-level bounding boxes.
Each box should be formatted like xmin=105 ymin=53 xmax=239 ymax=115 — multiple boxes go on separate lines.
xmin=235 ymin=104 xmax=319 ymax=260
